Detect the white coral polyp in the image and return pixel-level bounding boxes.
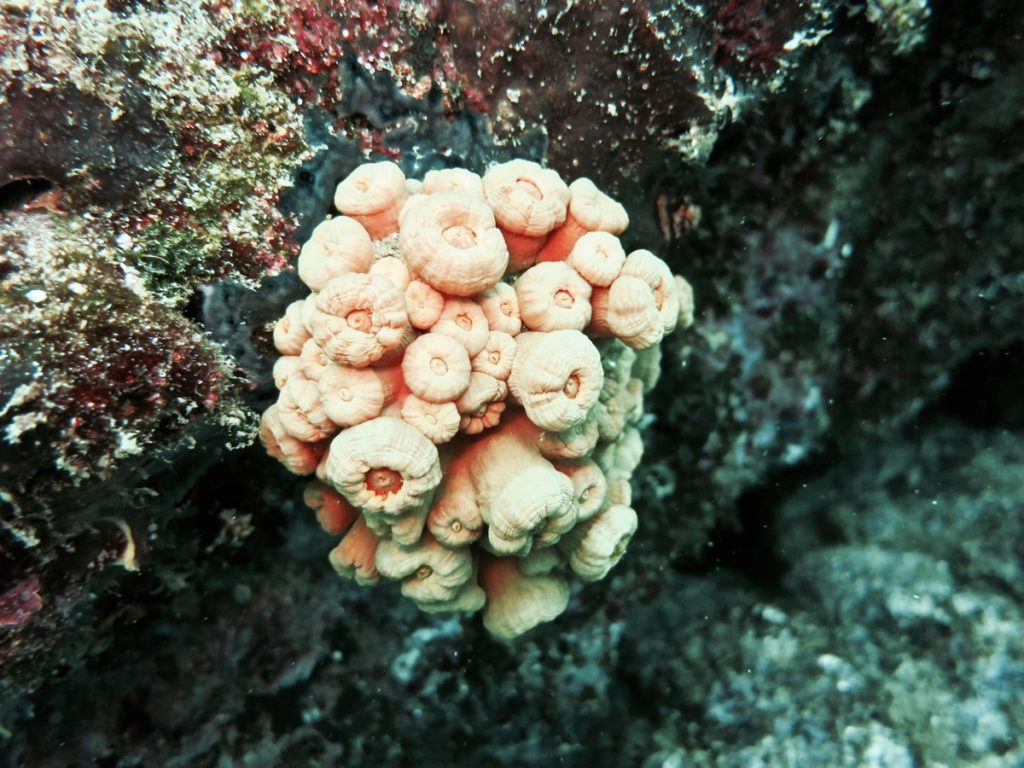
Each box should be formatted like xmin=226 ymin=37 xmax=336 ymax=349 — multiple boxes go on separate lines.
xmin=324 ymin=417 xmax=441 ymax=516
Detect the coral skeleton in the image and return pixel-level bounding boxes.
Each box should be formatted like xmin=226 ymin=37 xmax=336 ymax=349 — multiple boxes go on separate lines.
xmin=261 ymin=159 xmax=693 ymax=639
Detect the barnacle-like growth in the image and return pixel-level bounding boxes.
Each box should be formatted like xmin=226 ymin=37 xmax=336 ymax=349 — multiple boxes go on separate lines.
xmin=401 ymin=332 xmax=472 ymax=402
xmin=400 ymin=193 xmax=508 ymax=296
xmin=259 ymin=404 xmax=323 ymax=475
xmin=508 ymin=331 xmax=603 ymax=431
xmin=311 ymin=273 xmax=412 ymax=367
xmin=475 ymin=282 xmax=522 ymax=336
xmin=317 ymin=363 xmax=400 ymax=427
xmin=401 ymin=395 xmax=461 ymax=444
xmin=591 ymin=276 xmax=664 ymax=348
xmin=515 ymin=261 xmax=593 ymax=332
xmin=303 ymin=480 xmax=360 ymax=536
xmin=405 ymin=279 xmax=446 ymax=329
xmin=333 ymin=161 xmax=408 ymax=239
xmin=554 ymin=458 xmax=609 ymax=522
xmin=423 ymin=168 xmax=486 ymax=198
xmin=324 ymin=417 xmax=441 ymax=516
xmin=537 ymin=177 xmax=629 ymax=262
xmin=479 ymin=555 xmax=571 ymax=640
xmin=328 ymin=516 xmax=381 ymax=585
xmin=273 ymin=300 xmax=311 ymax=355
xmin=277 ymin=377 xmax=337 ymax=442
xmin=297 ymin=216 xmax=375 ymax=292
xmin=430 ymin=296 xmax=490 ymax=357
xmin=565 ymin=231 xmax=626 ymax=287
xmin=261 ymin=159 xmax=693 ymax=639
xmin=471 ymin=331 xmax=516 ymax=380
xmin=376 ymin=533 xmax=475 ymax=607
xmin=483 ymin=159 xmax=570 ymax=271
xmin=559 ymin=503 xmax=638 ymax=581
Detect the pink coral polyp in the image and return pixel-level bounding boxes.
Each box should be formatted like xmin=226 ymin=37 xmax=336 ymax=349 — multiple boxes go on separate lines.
xmin=311 ymin=273 xmax=411 ymax=367
xmin=261 ymin=159 xmax=693 ymax=640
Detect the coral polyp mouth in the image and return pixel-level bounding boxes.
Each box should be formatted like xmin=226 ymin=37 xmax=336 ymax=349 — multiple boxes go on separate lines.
xmin=563 ymin=373 xmax=581 ymax=399
xmin=516 ymin=177 xmax=543 ymax=199
xmin=442 ymin=224 xmax=476 ymax=248
xmin=365 ymin=467 xmax=404 ymax=497
xmin=554 ymin=289 xmax=574 ymax=308
xmin=346 ymin=309 xmax=372 ymax=333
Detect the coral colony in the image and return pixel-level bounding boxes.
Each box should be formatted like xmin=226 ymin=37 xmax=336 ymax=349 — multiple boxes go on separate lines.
xmin=261 ymin=159 xmax=693 ymax=638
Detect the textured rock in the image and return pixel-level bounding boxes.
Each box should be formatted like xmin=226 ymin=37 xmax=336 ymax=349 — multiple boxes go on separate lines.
xmin=2 ymin=0 xmax=1023 ymax=764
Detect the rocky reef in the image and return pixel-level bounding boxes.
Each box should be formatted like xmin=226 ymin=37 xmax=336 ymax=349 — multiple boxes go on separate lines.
xmin=1 ymin=0 xmax=1022 ymax=765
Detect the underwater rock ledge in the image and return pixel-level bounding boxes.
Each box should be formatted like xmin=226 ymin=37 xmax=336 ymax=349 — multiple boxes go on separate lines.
xmin=2 ymin=1 xmax=1023 ymax=766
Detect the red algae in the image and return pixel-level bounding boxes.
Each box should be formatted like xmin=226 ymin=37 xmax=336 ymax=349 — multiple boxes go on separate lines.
xmin=0 ymin=576 xmax=43 ymax=629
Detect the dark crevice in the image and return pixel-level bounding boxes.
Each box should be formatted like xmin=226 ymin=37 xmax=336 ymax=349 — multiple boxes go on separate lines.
xmin=674 ymin=448 xmax=837 ymax=589
xmin=0 ymin=177 xmax=55 ymax=212
xmin=933 ymin=341 xmax=1024 ymax=428
xmin=692 ymin=340 xmax=1024 ymax=588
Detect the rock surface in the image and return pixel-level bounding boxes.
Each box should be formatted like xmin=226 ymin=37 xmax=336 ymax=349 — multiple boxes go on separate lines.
xmin=2 ymin=0 xmax=1023 ymax=765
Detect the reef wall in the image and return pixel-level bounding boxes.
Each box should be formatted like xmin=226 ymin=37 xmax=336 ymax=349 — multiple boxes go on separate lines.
xmin=1 ymin=1 xmax=1022 ymax=765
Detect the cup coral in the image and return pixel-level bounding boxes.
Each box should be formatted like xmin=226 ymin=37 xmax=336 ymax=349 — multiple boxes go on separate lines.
xmin=261 ymin=159 xmax=694 ymax=639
